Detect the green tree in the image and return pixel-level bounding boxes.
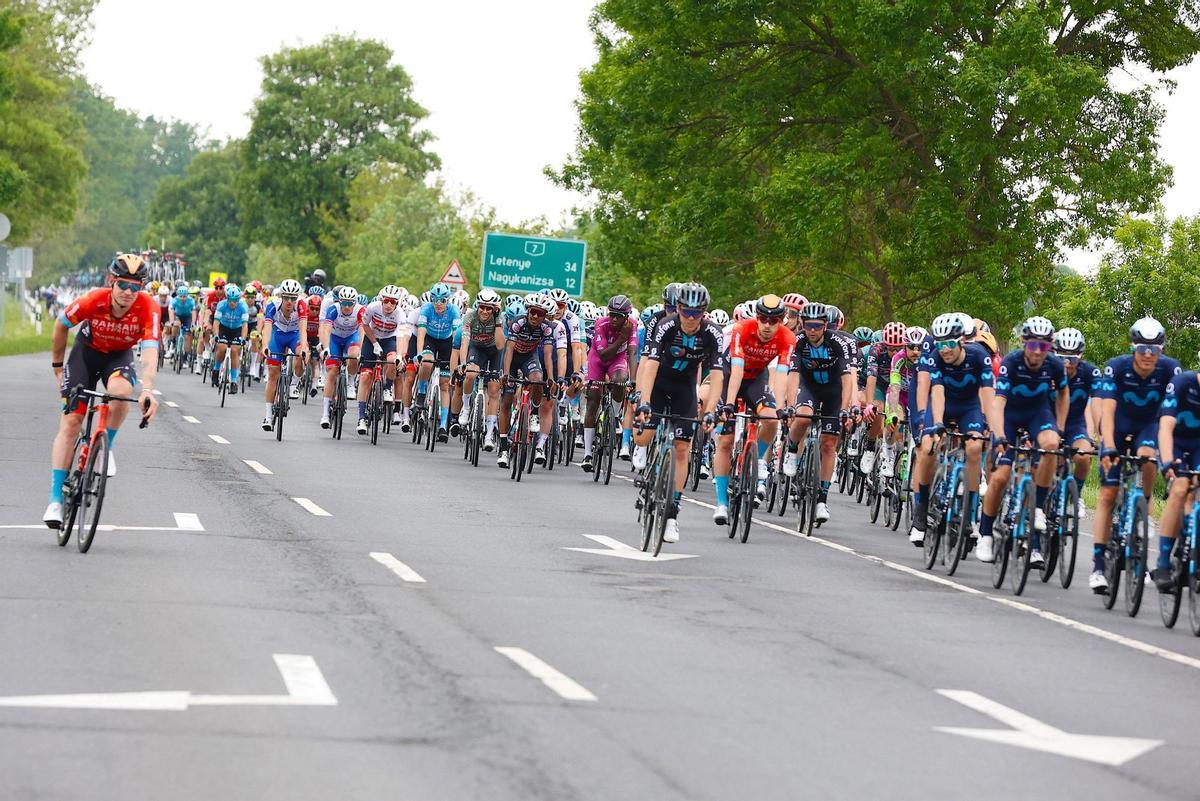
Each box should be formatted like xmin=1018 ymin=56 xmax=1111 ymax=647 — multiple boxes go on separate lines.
xmin=239 ymin=35 xmax=439 ymax=276
xmin=1050 ymin=215 xmax=1200 ymax=369
xmin=144 ymin=144 xmax=243 ymax=280
xmin=244 ymin=242 xmax=318 ymax=286
xmin=556 ymin=1 xmax=1200 ymax=330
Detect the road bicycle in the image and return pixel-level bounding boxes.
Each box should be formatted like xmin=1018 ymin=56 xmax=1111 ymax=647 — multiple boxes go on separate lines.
xmin=327 ymin=357 xmax=349 ymax=440
xmin=588 ymin=380 xmax=629 ymax=485
xmin=57 ymin=389 xmax=149 ymax=553
xmin=217 ymin=343 xmax=233 ymax=408
xmin=415 ymin=358 xmax=452 ymax=452
xmin=363 ymin=355 xmax=397 ymax=446
xmin=507 ymin=377 xmax=549 ymax=482
xmin=265 ymin=350 xmax=297 ymax=442
xmin=1041 ymin=444 xmax=1085 ymax=587
xmin=835 ymin=409 xmax=864 ymax=497
xmin=1100 ymin=449 xmax=1153 ymax=616
xmin=634 ymin=412 xmax=699 ymax=556
xmin=992 ymin=437 xmax=1064 ymax=596
xmin=725 ymin=404 xmax=770 ymax=543
xmin=462 ymin=369 xmax=502 ymax=467
xmin=923 ymin=427 xmax=981 ymax=574
xmin=790 ymin=414 xmax=843 ymax=536
xmin=880 ymin=421 xmax=913 ymax=534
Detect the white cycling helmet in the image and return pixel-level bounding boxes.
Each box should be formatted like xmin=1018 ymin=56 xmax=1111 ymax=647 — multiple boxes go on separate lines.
xmin=475 ymin=288 xmax=502 ymax=308
xmin=708 ymin=309 xmax=730 ymax=326
xmin=379 ymin=284 xmax=403 ymax=301
xmin=930 ymin=313 xmax=965 ymax=340
xmin=1020 ymin=315 xmax=1055 ymax=340
xmin=531 ymin=294 xmax=556 ymax=313
xmin=951 ymin=311 xmax=976 ymax=338
xmin=337 ymin=285 xmax=358 ymax=302
xmin=1130 ymin=316 xmax=1166 ymax=346
xmin=278 ymin=278 xmax=302 ymax=298
xmin=1053 ymin=327 xmax=1085 ymax=354
xmin=905 ymin=325 xmax=929 ymax=346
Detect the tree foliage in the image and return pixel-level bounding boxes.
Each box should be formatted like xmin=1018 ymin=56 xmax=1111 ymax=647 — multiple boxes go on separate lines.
xmin=239 ymin=35 xmax=439 ymax=276
xmin=557 ymin=0 xmax=1200 ymax=327
xmin=1050 ymin=215 xmax=1200 ymax=369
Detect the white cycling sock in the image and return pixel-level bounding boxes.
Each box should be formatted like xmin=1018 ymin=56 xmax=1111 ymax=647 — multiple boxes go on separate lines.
xmin=486 ymin=415 xmax=497 ymax=434
xmin=322 ymin=397 xmax=331 ymax=415
xmin=583 ymin=427 xmax=595 ymax=455
xmin=265 ymin=402 xmax=273 ymax=418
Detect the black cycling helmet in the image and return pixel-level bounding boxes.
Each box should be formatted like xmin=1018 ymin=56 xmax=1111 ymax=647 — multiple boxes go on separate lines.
xmin=311 ymin=268 xmax=327 ymax=286
xmin=662 ymin=282 xmax=681 ymax=307
xmin=109 ymin=253 xmax=147 ymax=281
xmin=799 ymin=301 xmax=828 ymax=321
xmin=755 ymin=294 xmax=786 ymax=319
xmin=607 ymin=294 xmax=633 ymax=315
xmin=675 ymin=282 xmax=710 ymax=310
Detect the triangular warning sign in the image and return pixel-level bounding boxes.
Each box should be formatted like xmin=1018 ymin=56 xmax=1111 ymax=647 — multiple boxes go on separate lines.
xmin=439 ymin=259 xmax=467 ymax=285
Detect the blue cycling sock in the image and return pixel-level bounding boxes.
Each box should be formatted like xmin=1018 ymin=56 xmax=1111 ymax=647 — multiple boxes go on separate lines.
xmin=231 ymin=368 xmax=239 ymax=381
xmin=417 ymin=379 xmax=428 ymax=395
xmin=1031 ymin=531 xmax=1041 ymax=551
xmin=967 ymin=492 xmax=979 ymax=522
xmin=757 ymin=439 xmax=769 ymax=460
xmin=1158 ymin=537 xmax=1175 ymax=570
xmin=1034 ymin=485 xmax=1049 ymax=508
xmin=622 ymin=428 xmax=632 ymax=446
xmin=917 ymin=483 xmax=930 ymax=506
xmin=1093 ymin=544 xmax=1105 ymax=572
xmin=105 ymin=427 xmax=118 ymax=448
xmin=673 ymin=491 xmax=682 ymax=503
xmin=979 ymin=512 xmax=995 ymax=538
xmin=358 ymin=401 xmax=367 ymax=417
xmin=49 ymin=468 xmax=68 ymax=504
xmin=440 ymin=406 xmax=449 ymax=428
xmin=715 ymin=476 xmax=730 ymax=507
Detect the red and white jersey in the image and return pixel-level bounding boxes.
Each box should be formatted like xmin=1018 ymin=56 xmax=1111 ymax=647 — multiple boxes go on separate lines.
xmin=362 ymin=300 xmax=402 ymax=338
xmin=62 ymin=288 xmax=160 ymax=354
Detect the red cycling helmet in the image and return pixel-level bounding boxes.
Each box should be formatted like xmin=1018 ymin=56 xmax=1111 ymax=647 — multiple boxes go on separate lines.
xmin=781 ymin=292 xmax=808 ymax=312
xmin=882 ymin=321 xmax=906 ymax=348
xmin=212 ymin=276 xmax=227 ymax=289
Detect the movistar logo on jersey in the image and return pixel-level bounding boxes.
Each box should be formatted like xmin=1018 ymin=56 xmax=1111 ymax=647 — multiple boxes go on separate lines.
xmin=943 ymin=373 xmax=977 ymax=389
xmin=1070 ymin=388 xmax=1089 ymax=404
xmin=1176 ymin=410 xmax=1200 ymax=428
xmin=1162 ymin=397 xmax=1178 ymax=409
xmin=1010 ymin=383 xmax=1050 ymax=397
xmin=1121 ymin=390 xmax=1161 ymax=407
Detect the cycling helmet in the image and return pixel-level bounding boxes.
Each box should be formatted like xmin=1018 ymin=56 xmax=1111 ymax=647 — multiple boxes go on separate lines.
xmin=676 ymin=282 xmax=710 ymax=310
xmin=951 ymin=311 xmax=976 ymax=338
xmin=244 ymin=287 xmax=258 ymax=299
xmin=882 ymin=321 xmax=907 ymax=347
xmin=731 ymin=302 xmax=751 ymax=322
xmin=566 ymin=298 xmax=580 ymax=315
xmin=212 ymin=275 xmax=226 ymax=289
xmin=357 ymin=293 xmax=369 ymax=306
xmin=1129 ymin=316 xmax=1166 ymax=346
xmin=191 ymin=279 xmax=201 ymax=289
xmin=308 ymin=286 xmax=326 ymax=298
xmin=455 ymin=288 xmax=470 ymax=302
xmin=429 ymin=283 xmax=452 ymax=301
xmin=189 ymin=286 xmax=201 ymax=296
xmin=608 ymin=294 xmax=634 ymax=315
xmin=871 ymin=329 xmax=883 ymax=343
xmin=826 ymin=305 xmax=845 ymax=330
xmin=642 ymin=304 xmax=663 ymax=324
xmin=250 ymin=280 xmax=263 ymax=291
xmin=782 ymin=292 xmax=808 ymax=312
xmin=906 ymin=326 xmax=929 ymax=346
xmin=530 ymin=294 xmax=556 ymax=313
xmin=975 ymin=331 xmax=999 ymax=355
xmin=337 ymin=286 xmax=358 ymax=302
xmin=1020 ymin=316 xmax=1055 ymax=341
xmin=475 ymin=288 xmax=502 ymax=309
xmin=224 ymin=284 xmax=242 ymax=301
xmin=148 ymin=280 xmax=161 ymax=293
xmin=109 ymin=253 xmax=147 ymax=281
xmin=157 ymin=284 xmax=170 ymax=296
xmin=311 ymin=268 xmax=326 ymax=286
xmin=278 ymin=279 xmax=302 ymax=298
xmin=379 ymin=284 xmax=403 ymax=301
xmin=853 ymin=325 xmax=874 ymax=343
xmin=799 ymin=301 xmax=828 ymax=321
xmin=420 ymin=291 xmax=433 ymax=304
xmin=579 ymin=300 xmax=597 ymax=316
xmin=662 ymin=283 xmax=681 ymax=307
xmin=1054 ymin=327 xmax=1085 ymax=354
xmin=547 ymin=287 xmax=570 ymax=304
xmin=930 ymin=313 xmax=966 ymax=340
xmin=708 ymin=309 xmax=730 ymax=326
xmin=973 ymin=317 xmax=990 ymax=334
xmin=755 ymin=294 xmax=786 ymax=319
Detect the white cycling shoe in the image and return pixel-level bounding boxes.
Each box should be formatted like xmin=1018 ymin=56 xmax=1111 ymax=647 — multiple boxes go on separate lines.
xmin=261 ymin=417 xmax=273 ymax=431
xmin=384 ymin=388 xmax=394 ymax=403
xmin=1033 ymin=508 xmax=1047 ymax=532
xmin=320 ymin=414 xmax=331 ymax=429
xmin=663 ymin=519 xmax=680 ymax=544
xmin=106 ymin=451 xmax=116 ymax=478
xmin=288 ymin=385 xmax=301 ymax=400
xmin=713 ymin=505 xmax=729 ymax=526
xmin=1088 ymin=570 xmax=1108 ymax=592
xmin=357 ymin=418 xmax=369 ymax=435
xmin=909 ymin=526 xmax=925 ymax=545
xmin=43 ymin=502 xmax=63 ymax=529
xmin=975 ymin=535 xmax=995 ymax=563
xmin=859 ymin=451 xmax=875 ymax=475
xmin=632 ymin=446 xmax=648 ymax=471
xmin=1030 ymin=549 xmax=1045 ymax=568
xmin=783 ymin=452 xmax=799 ymax=477
xmin=815 ymin=502 xmax=830 ymax=523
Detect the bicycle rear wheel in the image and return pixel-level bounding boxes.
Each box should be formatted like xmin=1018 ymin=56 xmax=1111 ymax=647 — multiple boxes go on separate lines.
xmin=1189 ymin=548 xmax=1200 ymax=636
xmin=58 ymin=447 xmax=86 ymax=548
xmin=603 ymin=405 xmax=617 ymax=485
xmin=991 ymin=513 xmax=1011 ymax=589
xmin=922 ymin=504 xmax=942 ymax=570
xmin=370 ymin=384 xmax=382 ymax=446
xmin=274 ymin=373 xmax=287 ymax=442
xmin=76 ymin=435 xmax=109 ymax=554
xmin=1160 ymin=537 xmax=1184 ymax=629
xmin=639 ymin=461 xmax=657 ymax=552
xmin=1058 ymin=480 xmax=1080 ymax=588
xmin=427 ymin=390 xmax=440 ymax=453
xmin=1125 ymin=496 xmax=1149 ymax=617
xmin=946 ymin=482 xmax=972 ymax=576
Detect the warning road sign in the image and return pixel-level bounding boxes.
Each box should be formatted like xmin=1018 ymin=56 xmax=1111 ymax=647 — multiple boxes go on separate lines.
xmin=439 ymin=260 xmax=467 ymax=286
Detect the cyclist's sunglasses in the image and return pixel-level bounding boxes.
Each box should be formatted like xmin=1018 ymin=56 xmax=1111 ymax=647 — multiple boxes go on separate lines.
xmin=1132 ymin=343 xmax=1163 ymax=357
xmin=757 ymin=315 xmax=783 ymax=326
xmin=801 ymin=320 xmax=826 ymax=330
xmin=1024 ymin=339 xmax=1053 ymax=354
xmin=1055 ymin=352 xmax=1081 ymax=363
xmin=113 ymin=279 xmax=142 ymax=292
xmin=934 ymin=338 xmax=961 ymax=351
xmin=339 ymin=299 xmax=356 ymax=307
xmin=381 ymin=298 xmax=398 ymax=306
xmin=679 ymin=307 xmax=705 ymax=319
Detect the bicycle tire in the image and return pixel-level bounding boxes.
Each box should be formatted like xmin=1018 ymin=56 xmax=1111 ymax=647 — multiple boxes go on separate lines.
xmin=688 ymin=430 xmax=703 ymax=492
xmin=370 ymin=383 xmax=382 ymax=446
xmin=1040 ymin=507 xmax=1060 ymax=584
xmin=869 ymin=465 xmax=883 ymax=524
xmin=888 ymin=471 xmax=904 ymax=532
xmin=854 ymin=459 xmax=867 ymax=504
xmin=274 ymin=370 xmax=287 ymax=443
xmin=1189 ymin=544 xmax=1200 ymax=636
xmin=922 ymin=507 xmax=942 ymax=570
xmin=58 ymin=442 xmax=86 ymax=548
xmin=1058 ymin=480 xmax=1079 ymax=588
xmin=603 ymin=404 xmax=617 ymax=485
xmin=1125 ymin=496 xmax=1149 ymax=617
xmin=739 ymin=455 xmax=757 ymax=543
xmin=472 ymin=395 xmax=485 ymax=467
xmin=1160 ymin=536 xmax=1184 ymax=629
xmin=639 ymin=466 xmax=657 ymax=551
xmin=777 ymin=470 xmax=791 ymax=517
xmin=333 ymin=373 xmax=346 ymax=440
xmin=728 ymin=454 xmax=742 ymax=540
xmin=835 ymin=449 xmax=849 ymax=494
xmin=653 ymin=453 xmax=675 ymax=556
xmin=427 ymin=389 xmax=440 ymax=453
xmin=220 ymin=364 xmax=229 ymax=408
xmin=946 ymin=478 xmax=972 ymax=576
xmin=1012 ymin=488 xmax=1035 ymax=596
xmin=991 ymin=504 xmax=1011 ymax=589
xmin=76 ymin=435 xmax=109 ymax=554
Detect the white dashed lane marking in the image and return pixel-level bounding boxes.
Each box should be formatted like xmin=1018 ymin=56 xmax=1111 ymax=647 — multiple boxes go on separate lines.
xmin=370 ymin=552 xmax=427 ymax=583
xmin=243 ymin=460 xmax=273 ymax=475
xmin=494 ymin=647 xmax=597 ymax=702
xmin=182 ymin=415 xmax=200 ymax=424
xmin=208 ymin=434 xmax=230 ymax=445
xmin=293 ymin=498 xmax=331 ymax=517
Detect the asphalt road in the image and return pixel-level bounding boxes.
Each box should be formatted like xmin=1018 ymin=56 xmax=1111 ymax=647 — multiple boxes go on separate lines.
xmin=2 ymin=350 xmax=1198 ymax=801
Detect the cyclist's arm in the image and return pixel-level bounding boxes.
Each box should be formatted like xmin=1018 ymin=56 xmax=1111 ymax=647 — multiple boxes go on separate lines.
xmin=51 ymin=318 xmax=70 ymax=379
xmin=415 ymin=325 xmax=427 ymax=357
xmin=556 ymin=347 xmax=567 ymax=381
xmin=725 ymin=361 xmax=744 ymax=407
xmin=1084 ymin=398 xmax=1097 ymax=442
xmin=784 ymin=369 xmax=799 ymax=408
xmin=931 ymin=384 xmax=945 ymax=427
xmin=319 ymin=320 xmax=332 ymax=354
xmin=768 ymin=363 xmax=789 ymax=414
xmin=840 ymin=371 xmax=853 ymax=413
xmin=502 ymin=343 xmax=514 ymax=376
xmin=261 ymin=318 xmax=274 ymax=353
xmin=985 ymin=392 xmax=1006 ymax=438
xmin=1099 ymin=397 xmax=1117 ymax=451
xmin=703 ymin=370 xmax=725 ymax=416
xmin=865 ymin=373 xmax=878 ymax=404
xmin=1159 ymin=414 xmax=1176 ymax=467
xmin=493 ymin=325 xmax=506 ymax=350
xmin=634 ymin=358 xmax=659 ymax=404
xmin=1054 ymin=384 xmax=1069 ymax=432
xmin=542 ymin=343 xmax=554 ymax=380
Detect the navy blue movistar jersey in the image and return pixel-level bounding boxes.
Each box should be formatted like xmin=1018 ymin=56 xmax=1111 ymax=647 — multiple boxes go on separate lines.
xmin=928 ymin=342 xmax=993 ymax=404
xmin=1065 ymin=359 xmax=1102 ymax=426
xmin=995 ymin=350 xmax=1066 ymax=412
xmin=1096 ymin=354 xmax=1181 ymax=430
xmin=1161 ymin=371 xmax=1200 ymax=439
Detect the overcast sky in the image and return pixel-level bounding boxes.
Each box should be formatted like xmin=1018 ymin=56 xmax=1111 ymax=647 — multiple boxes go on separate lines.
xmin=80 ymin=0 xmax=1200 ymax=269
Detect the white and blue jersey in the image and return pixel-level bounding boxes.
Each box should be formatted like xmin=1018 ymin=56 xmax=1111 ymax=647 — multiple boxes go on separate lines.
xmin=171 ymin=296 xmax=195 ymax=322
xmin=417 ymin=302 xmax=462 ymax=341
xmin=213 ymin=299 xmax=249 ymax=330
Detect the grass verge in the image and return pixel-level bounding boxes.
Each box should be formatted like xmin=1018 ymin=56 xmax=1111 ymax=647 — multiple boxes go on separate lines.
xmin=0 ymin=297 xmax=52 ymax=356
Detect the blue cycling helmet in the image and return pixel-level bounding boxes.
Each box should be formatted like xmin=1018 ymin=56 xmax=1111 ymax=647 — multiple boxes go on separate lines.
xmin=357 ymin=293 xmax=369 ymax=306
xmin=503 ymin=297 xmax=525 ymax=320
xmin=430 ymin=283 xmax=452 ymax=301
xmin=308 ymin=286 xmax=325 ymax=297
xmin=224 ymin=285 xmax=242 ymax=301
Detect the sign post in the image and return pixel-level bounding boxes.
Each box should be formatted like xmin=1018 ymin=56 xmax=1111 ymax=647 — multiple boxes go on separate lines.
xmin=479 ymin=232 xmax=586 ymax=297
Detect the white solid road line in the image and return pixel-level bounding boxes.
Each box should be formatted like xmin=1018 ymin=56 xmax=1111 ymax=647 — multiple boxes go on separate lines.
xmin=602 ymin=469 xmax=1200 ymax=673
xmin=182 ymin=415 xmax=200 ymax=424
xmin=243 ymin=460 xmax=273 ymax=475
xmin=164 ymin=401 xmax=179 ymax=408
xmin=494 ymin=647 xmax=597 ymax=702
xmin=293 ymin=497 xmax=331 ymax=517
xmin=935 ymin=689 xmax=1162 ymax=766
xmin=0 ymin=512 xmax=204 ymax=533
xmin=370 ymin=552 xmax=427 ymax=583
xmin=208 ymin=434 xmax=230 ymax=445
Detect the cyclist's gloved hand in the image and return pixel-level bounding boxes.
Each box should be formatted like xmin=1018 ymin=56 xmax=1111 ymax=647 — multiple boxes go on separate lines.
xmin=1162 ymin=459 xmax=1183 ymax=479
xmin=635 ymin=403 xmax=652 ymax=419
xmin=928 ymin=423 xmax=946 ymax=437
xmin=373 ymin=342 xmax=383 ymax=356
xmin=775 ymin=406 xmax=793 ymax=421
xmin=718 ymin=402 xmax=736 ymax=418
xmin=702 ymin=411 xmax=717 ymax=429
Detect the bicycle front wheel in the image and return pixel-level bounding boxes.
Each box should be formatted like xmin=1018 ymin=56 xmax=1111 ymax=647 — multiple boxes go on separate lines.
xmin=1012 ymin=489 xmax=1035 ymax=596
xmin=739 ymin=454 xmax=757 ymax=543
xmin=77 ymin=435 xmax=109 ymax=554
xmin=1160 ymin=537 xmax=1183 ymax=629
xmin=1125 ymin=496 xmax=1149 ymax=617
xmin=1058 ymin=481 xmax=1079 ymax=587
xmin=652 ymin=453 xmax=676 ymax=556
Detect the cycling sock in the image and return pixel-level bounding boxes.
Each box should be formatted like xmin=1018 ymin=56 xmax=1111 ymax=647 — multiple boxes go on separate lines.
xmin=1034 ymin=485 xmax=1049 ymax=508
xmin=622 ymin=428 xmax=632 ymax=447
xmin=265 ymin=403 xmax=273 ymax=419
xmin=1031 ymin=531 xmax=1041 ymax=550
xmin=757 ymin=439 xmax=769 ymax=460
xmin=417 ymin=379 xmax=428 ymax=395
xmin=1159 ymin=537 xmax=1175 ymax=570
xmin=359 ymin=401 xmax=368 ymax=418
xmin=967 ymin=492 xmax=979 ymax=521
xmin=979 ymin=512 xmax=995 ymax=538
xmin=440 ymin=407 xmax=449 ymax=428
xmin=787 ymin=440 xmax=798 ymax=453
xmin=715 ymin=475 xmax=730 ymax=507
xmin=322 ymin=397 xmax=331 ymax=415
xmin=668 ymin=491 xmax=682 ymax=518
xmin=1093 ymin=544 xmax=1105 ymax=572
xmin=538 ymin=433 xmax=547 ymax=446
xmin=231 ymin=368 xmax=239 ymax=382
xmin=49 ymin=468 xmax=68 ymax=504
xmin=105 ymin=427 xmax=118 ymax=448
xmin=583 ymin=427 xmax=595 ymax=455
xmin=819 ymin=481 xmax=830 ymax=503
xmin=917 ymin=483 xmax=930 ymax=506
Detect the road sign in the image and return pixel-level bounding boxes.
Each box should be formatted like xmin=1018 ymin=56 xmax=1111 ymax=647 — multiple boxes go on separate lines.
xmin=439 ymin=259 xmax=467 ymax=286
xmin=480 ymin=232 xmax=586 ymax=297
xmin=208 ymin=271 xmax=227 ymax=288
xmin=0 ymin=213 xmax=10 ymax=242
